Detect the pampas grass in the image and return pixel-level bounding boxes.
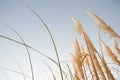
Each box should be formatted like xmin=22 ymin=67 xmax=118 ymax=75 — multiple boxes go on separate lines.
xmin=87 ymin=11 xmax=120 ymax=39
xmin=71 ymin=11 xmax=120 ymax=80
xmin=101 ymin=40 xmax=120 ymax=65
xmin=0 ymin=8 xmax=120 ymax=80
xmin=101 ymin=57 xmax=116 ymax=80
xmin=72 ymin=18 xmax=84 ymax=35
xmin=71 ymin=53 xmax=85 ymax=80
xmin=72 ymin=17 xmax=100 ymax=80
xmin=100 ymin=39 xmax=120 ymax=66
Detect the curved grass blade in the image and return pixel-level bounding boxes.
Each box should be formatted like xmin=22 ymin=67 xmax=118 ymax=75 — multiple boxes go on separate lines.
xmin=66 ymin=63 xmax=74 ymax=80
xmin=0 ymin=29 xmax=69 ymax=77
xmin=0 ymin=21 xmax=34 ymax=80
xmin=0 ymin=34 xmax=57 ymax=65
xmin=0 ymin=21 xmax=58 ymax=65
xmin=46 ymin=64 xmax=56 ymax=80
xmin=25 ymin=5 xmax=64 ymax=80
xmin=98 ymin=24 xmax=110 ymax=80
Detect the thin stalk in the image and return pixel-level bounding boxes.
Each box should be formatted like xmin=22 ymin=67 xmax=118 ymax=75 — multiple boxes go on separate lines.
xmin=112 ymin=67 xmax=120 ymax=73
xmin=46 ymin=64 xmax=56 ymax=80
xmin=0 ymin=34 xmax=68 ymax=78
xmin=86 ymin=59 xmax=94 ymax=80
xmin=112 ymin=67 xmax=120 ymax=80
xmin=0 ymin=22 xmax=34 ymax=80
xmin=83 ymin=32 xmax=99 ymax=80
xmin=26 ymin=5 xmax=63 ymax=80
xmin=0 ymin=32 xmax=69 ymax=79
xmin=0 ymin=34 xmax=57 ymax=65
xmin=83 ymin=65 xmax=88 ymax=80
xmin=98 ymin=24 xmax=110 ymax=80
xmin=66 ymin=63 xmax=74 ymax=80
xmin=98 ymin=24 xmax=104 ymax=57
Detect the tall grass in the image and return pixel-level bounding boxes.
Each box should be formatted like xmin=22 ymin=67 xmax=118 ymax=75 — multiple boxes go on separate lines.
xmin=25 ymin=5 xmax=64 ymax=80
xmin=0 ymin=8 xmax=120 ymax=80
xmin=71 ymin=11 xmax=120 ymax=80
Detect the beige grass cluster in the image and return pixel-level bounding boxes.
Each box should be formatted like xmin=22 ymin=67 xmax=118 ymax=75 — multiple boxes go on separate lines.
xmin=100 ymin=39 xmax=120 ymax=66
xmin=87 ymin=11 xmax=120 ymax=39
xmin=71 ymin=11 xmax=120 ymax=80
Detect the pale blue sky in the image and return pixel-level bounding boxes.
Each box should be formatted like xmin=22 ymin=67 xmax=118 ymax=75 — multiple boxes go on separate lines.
xmin=0 ymin=0 xmax=120 ymax=80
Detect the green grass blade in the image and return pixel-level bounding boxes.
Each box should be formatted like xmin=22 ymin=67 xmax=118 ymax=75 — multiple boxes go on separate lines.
xmin=0 ymin=21 xmax=34 ymax=80
xmin=26 ymin=5 xmax=64 ymax=80
xmin=66 ymin=63 xmax=74 ymax=80
xmin=46 ymin=64 xmax=56 ymax=80
xmin=2 ymin=22 xmax=34 ymax=80
xmin=0 ymin=34 xmax=57 ymax=65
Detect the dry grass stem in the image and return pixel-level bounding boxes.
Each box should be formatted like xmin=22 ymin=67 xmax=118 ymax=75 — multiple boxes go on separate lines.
xmin=70 ymin=53 xmax=85 ymax=80
xmin=83 ymin=33 xmax=106 ymax=80
xmin=91 ymin=53 xmax=106 ymax=80
xmin=86 ymin=55 xmax=97 ymax=80
xmin=101 ymin=57 xmax=116 ymax=80
xmin=101 ymin=39 xmax=120 ymax=65
xmin=84 ymin=33 xmax=97 ymax=53
xmin=70 ymin=39 xmax=90 ymax=80
xmin=72 ymin=18 xmax=100 ymax=80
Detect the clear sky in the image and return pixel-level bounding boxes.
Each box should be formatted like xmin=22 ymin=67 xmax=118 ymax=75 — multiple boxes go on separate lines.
xmin=0 ymin=0 xmax=120 ymax=80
